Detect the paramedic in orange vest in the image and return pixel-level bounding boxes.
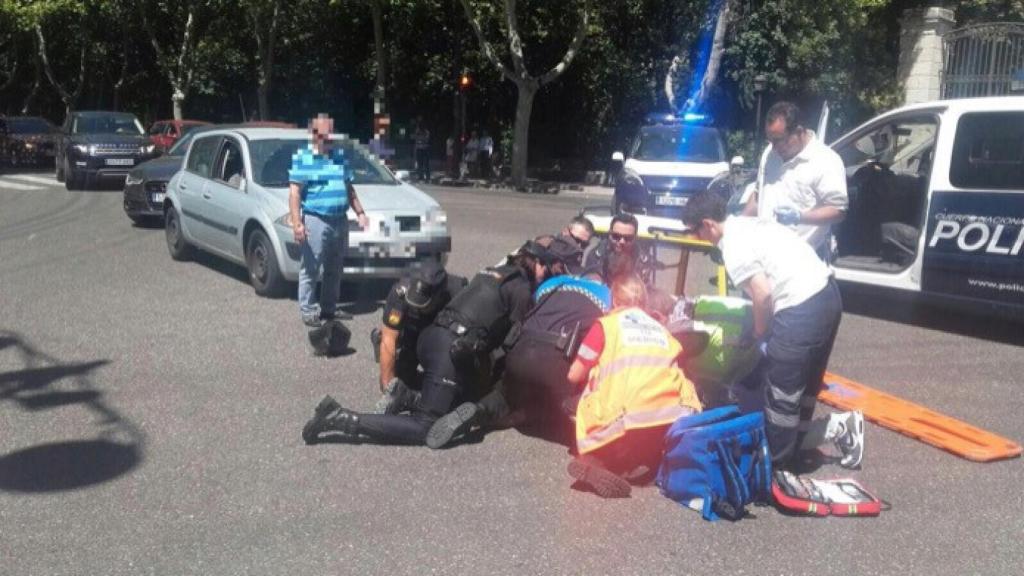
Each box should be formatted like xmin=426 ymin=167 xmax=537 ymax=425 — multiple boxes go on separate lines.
xmin=564 ymin=274 xmax=702 ymax=498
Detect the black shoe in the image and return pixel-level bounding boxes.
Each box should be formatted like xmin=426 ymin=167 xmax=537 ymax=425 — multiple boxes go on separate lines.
xmin=372 ymin=377 xmax=421 ymax=415
xmin=566 ymin=457 xmax=631 ymax=498
xmin=321 ymin=310 xmax=353 ymax=321
xmin=302 ymin=395 xmax=341 ymax=445
xmin=425 ymin=402 xmax=480 ymax=449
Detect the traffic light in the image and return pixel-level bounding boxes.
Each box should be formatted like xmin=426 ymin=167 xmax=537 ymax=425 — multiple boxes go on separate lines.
xmin=459 ymin=73 xmax=472 ymax=92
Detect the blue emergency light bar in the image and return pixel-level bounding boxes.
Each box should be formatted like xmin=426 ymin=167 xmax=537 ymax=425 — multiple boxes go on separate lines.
xmin=643 ymin=111 xmax=713 ymax=126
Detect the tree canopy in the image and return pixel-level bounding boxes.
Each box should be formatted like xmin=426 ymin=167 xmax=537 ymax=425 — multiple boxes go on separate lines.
xmin=0 ymin=0 xmax=1019 ymax=173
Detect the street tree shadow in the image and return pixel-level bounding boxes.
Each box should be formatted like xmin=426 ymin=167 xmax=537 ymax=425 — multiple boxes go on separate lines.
xmin=0 ymin=331 xmax=144 ymax=493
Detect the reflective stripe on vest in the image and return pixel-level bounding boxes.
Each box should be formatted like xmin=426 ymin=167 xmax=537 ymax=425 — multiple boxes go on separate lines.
xmin=575 ymin=307 xmax=702 ymax=455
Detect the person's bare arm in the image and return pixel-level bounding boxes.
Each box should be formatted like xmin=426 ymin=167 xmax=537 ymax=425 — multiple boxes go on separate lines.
xmin=288 ymin=182 xmax=305 ymax=243
xmin=742 ymin=189 xmax=758 ymax=216
xmin=348 ymin=181 xmax=369 ymax=230
xmin=567 ymin=358 xmax=589 ymax=388
xmin=798 ymin=205 xmax=845 ymax=225
xmin=740 ymin=272 xmax=774 ymax=340
xmin=378 ymin=325 xmax=400 ymax=391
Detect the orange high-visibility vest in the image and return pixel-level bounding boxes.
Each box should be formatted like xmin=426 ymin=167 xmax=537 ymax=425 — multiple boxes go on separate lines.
xmin=575 ymin=307 xmax=702 ymax=455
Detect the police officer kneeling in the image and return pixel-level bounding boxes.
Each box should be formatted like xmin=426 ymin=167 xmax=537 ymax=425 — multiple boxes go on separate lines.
xmin=370 ymin=261 xmax=467 ymax=414
xmin=425 ymin=236 xmax=605 ymax=448
xmin=301 ymin=240 xmax=548 ymax=446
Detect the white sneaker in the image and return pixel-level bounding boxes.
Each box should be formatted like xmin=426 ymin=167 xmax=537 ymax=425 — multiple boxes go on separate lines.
xmin=835 ymin=410 xmax=865 ymax=468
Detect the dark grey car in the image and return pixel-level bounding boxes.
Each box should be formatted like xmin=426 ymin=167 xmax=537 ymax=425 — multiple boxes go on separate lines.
xmin=122 ymin=130 xmax=203 ymax=223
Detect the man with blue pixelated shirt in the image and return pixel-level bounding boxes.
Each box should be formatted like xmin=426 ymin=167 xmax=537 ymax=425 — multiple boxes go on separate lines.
xmin=289 ymin=113 xmax=370 ymax=327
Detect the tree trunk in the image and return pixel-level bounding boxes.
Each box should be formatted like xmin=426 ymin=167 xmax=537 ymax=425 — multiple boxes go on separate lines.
xmin=511 ymin=80 xmax=537 ymax=187
xmin=172 ymin=89 xmax=185 ymax=120
xmin=21 ymin=56 xmax=41 ymax=115
xmin=370 ymin=0 xmax=386 ymax=99
xmin=689 ymin=0 xmax=732 ymax=111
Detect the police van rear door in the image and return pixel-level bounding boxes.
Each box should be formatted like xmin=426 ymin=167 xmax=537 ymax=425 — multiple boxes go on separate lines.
xmin=922 ymin=105 xmax=1024 ymax=313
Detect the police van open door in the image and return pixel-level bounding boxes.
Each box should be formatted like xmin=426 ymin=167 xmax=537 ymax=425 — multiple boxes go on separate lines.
xmin=829 ymin=97 xmax=1024 ymax=316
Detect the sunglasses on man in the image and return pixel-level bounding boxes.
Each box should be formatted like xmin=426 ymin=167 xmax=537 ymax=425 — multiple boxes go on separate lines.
xmin=609 ymin=232 xmax=636 ymax=243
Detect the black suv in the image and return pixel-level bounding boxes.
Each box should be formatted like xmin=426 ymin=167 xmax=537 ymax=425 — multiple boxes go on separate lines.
xmin=56 ymin=111 xmax=160 ymax=190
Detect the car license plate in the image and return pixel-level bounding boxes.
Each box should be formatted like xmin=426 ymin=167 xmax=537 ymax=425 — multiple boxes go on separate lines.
xmin=106 ymin=158 xmax=134 ymax=166
xmin=655 ymin=195 xmax=688 ymax=206
xmin=151 ymin=192 xmax=165 ymax=203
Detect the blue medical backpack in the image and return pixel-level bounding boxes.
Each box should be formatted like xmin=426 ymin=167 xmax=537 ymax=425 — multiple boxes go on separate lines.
xmin=656 ymin=405 xmax=772 ymax=521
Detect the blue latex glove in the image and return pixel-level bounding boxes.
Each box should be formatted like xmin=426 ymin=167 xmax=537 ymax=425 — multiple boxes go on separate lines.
xmin=775 ymin=205 xmax=802 ymax=226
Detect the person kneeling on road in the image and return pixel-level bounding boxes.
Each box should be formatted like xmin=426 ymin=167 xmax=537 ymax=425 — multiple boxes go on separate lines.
xmin=301 ymin=240 xmax=547 ymax=446
xmin=683 ymin=189 xmax=864 ymax=470
xmin=369 ymin=261 xmax=467 ymax=414
xmin=426 ymin=237 xmax=613 ymax=448
xmin=565 ymin=274 xmax=703 ymax=499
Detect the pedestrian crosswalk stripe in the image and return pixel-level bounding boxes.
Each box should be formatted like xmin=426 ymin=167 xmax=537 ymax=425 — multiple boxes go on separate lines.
xmin=7 ymin=174 xmax=57 ymax=185
xmin=0 ymin=179 xmax=42 ymax=191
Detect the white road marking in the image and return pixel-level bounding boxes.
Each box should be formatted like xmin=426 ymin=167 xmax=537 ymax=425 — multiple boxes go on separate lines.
xmin=7 ymin=174 xmax=58 ymax=185
xmin=0 ymin=178 xmax=42 ymax=191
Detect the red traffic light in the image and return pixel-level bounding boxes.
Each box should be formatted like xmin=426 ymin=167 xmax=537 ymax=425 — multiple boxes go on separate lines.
xmin=459 ymin=74 xmax=472 ymax=91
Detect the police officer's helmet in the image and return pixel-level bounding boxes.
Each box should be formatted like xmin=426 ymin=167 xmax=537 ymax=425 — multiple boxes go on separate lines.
xmin=546 ymin=236 xmax=584 ymax=275
xmin=404 ymin=260 xmax=449 ymax=309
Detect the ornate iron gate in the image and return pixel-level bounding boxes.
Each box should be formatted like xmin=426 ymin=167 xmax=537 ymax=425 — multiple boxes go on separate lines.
xmin=943 ymin=23 xmax=1024 ymax=99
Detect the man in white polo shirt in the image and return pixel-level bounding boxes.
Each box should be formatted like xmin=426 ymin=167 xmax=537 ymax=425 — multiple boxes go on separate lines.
xmin=685 ymin=189 xmax=863 ymax=469
xmin=744 ymin=101 xmax=847 ymax=261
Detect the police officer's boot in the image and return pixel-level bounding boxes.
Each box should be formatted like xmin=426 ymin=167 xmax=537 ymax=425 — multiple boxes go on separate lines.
xmin=371 ymin=377 xmax=421 ymax=415
xmin=301 ymin=395 xmax=360 ymax=444
xmin=425 ymin=385 xmax=509 ymax=449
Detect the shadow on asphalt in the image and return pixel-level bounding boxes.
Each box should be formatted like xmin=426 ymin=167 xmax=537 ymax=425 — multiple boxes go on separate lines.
xmin=840 ymin=289 xmax=1024 ymax=347
xmin=0 ymin=331 xmax=145 ymax=493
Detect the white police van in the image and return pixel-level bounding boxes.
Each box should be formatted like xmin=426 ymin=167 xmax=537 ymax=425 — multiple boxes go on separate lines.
xmin=610 ymin=112 xmax=733 ymax=218
xmin=827 ymin=96 xmax=1024 ymax=316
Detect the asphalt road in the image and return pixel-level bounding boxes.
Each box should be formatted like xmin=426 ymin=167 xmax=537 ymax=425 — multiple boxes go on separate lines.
xmin=1 ymin=169 xmax=1022 ymax=576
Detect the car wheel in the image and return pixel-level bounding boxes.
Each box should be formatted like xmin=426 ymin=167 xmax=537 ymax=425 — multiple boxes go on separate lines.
xmin=165 ymin=205 xmax=194 ymax=261
xmin=246 ymin=228 xmax=287 ymax=298
xmin=65 ymin=167 xmax=83 ymax=191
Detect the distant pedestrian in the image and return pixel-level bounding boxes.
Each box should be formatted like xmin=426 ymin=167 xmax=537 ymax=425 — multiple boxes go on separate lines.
xmin=478 ymin=129 xmax=494 ymax=179
xmin=446 ymin=135 xmax=456 ymax=178
xmin=464 ymin=130 xmax=479 ymax=178
xmin=288 ymin=113 xmax=370 ymax=327
xmin=413 ymin=119 xmax=431 ymax=181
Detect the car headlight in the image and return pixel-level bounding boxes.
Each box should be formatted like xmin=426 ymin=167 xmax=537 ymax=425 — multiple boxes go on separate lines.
xmin=72 ymin=144 xmax=91 ymax=154
xmin=274 ymin=213 xmax=294 ymax=228
xmin=426 ymin=207 xmax=448 ymax=225
xmin=141 ymin=144 xmax=156 ymax=154
xmin=24 ymin=142 xmax=35 ymax=150
xmin=622 ymin=169 xmax=644 ymax=187
xmin=125 ymin=173 xmax=144 ymax=186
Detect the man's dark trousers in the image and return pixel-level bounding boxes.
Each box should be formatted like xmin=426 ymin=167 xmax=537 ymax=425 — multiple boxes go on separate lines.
xmin=761 ymin=278 xmax=842 ymax=467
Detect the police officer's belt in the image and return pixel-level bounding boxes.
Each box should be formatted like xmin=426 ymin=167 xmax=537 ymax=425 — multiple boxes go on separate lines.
xmin=521 ymin=327 xmax=572 ymax=351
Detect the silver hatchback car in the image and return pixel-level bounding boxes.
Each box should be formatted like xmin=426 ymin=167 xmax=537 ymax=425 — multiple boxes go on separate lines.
xmin=163 ymin=127 xmax=451 ymax=296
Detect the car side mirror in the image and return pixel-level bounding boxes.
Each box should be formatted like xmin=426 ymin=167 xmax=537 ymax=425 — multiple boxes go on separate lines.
xmin=395 ymin=169 xmax=410 ymax=181
xmin=611 ymin=151 xmax=625 ymax=163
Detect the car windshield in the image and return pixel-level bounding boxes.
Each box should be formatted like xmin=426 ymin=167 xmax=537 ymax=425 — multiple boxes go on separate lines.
xmin=73 ymin=115 xmax=145 ymax=135
xmin=8 ymin=118 xmax=54 ymax=134
xmin=634 ymin=125 xmax=725 ymax=163
xmin=249 ymin=138 xmax=398 ymax=187
xmin=168 ymin=131 xmax=198 ymax=157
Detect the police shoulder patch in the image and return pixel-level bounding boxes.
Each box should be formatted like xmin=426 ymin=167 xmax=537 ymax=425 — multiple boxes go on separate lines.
xmin=386 ymin=310 xmax=403 ymax=327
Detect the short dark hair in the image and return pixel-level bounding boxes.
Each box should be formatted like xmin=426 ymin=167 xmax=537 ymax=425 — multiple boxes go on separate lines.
xmin=681 ymin=189 xmax=727 ymax=229
xmin=570 ymin=215 xmax=595 ymax=234
xmin=610 ymin=212 xmax=639 ymax=232
xmin=765 ymin=101 xmax=803 ymax=134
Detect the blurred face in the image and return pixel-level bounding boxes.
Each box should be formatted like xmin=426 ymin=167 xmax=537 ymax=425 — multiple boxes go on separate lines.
xmin=310 ymin=116 xmax=333 ymax=150
xmin=765 ymin=117 xmax=805 ymax=161
xmin=609 ymin=221 xmax=638 ymax=254
xmin=692 ymin=218 xmax=723 ymax=245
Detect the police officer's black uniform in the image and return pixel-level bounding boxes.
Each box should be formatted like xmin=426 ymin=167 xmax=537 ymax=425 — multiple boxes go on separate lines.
xmin=374 ymin=271 xmax=467 ymax=388
xmin=503 ymin=276 xmax=608 ymax=437
xmin=303 ymin=255 xmax=536 ymax=446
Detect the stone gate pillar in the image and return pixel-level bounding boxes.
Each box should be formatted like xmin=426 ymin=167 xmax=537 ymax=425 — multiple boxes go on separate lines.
xmin=899 ymin=7 xmax=956 ymax=105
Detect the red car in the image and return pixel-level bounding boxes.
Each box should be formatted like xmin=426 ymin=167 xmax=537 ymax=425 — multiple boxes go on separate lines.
xmin=147 ymin=119 xmax=211 ymax=152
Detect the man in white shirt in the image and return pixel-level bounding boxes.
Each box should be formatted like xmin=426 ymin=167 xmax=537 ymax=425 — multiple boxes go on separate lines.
xmin=743 ymin=101 xmax=848 ymax=261
xmin=685 ymin=189 xmax=863 ymax=469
